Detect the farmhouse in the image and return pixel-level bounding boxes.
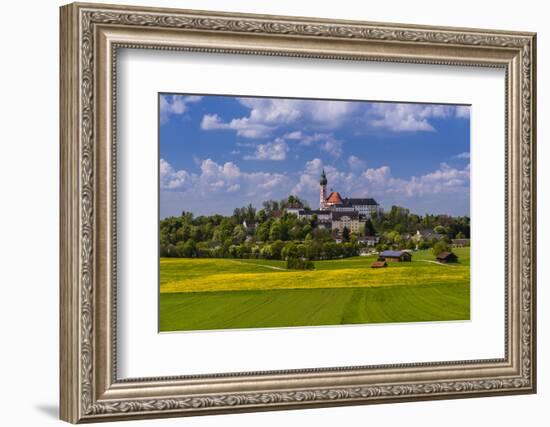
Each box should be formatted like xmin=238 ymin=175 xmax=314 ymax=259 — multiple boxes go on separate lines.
xmin=436 ymin=251 xmax=458 ymax=263
xmin=378 ymin=250 xmax=412 ymax=262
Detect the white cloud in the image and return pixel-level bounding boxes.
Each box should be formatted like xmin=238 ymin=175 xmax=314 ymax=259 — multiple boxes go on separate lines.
xmin=243 ymin=139 xmax=289 ymax=161
xmin=292 ymin=157 xmax=469 ymax=204
xmin=348 ymin=155 xmax=366 ymax=171
xmin=200 ymin=98 xmax=359 ymax=139
xmin=291 ymin=158 xmax=324 ymax=195
xmin=320 ymin=136 xmax=343 ymax=158
xmin=304 ymin=99 xmax=358 ymax=127
xmin=162 ymin=158 xmax=291 ymax=198
xmin=283 ymin=131 xmax=303 ymax=140
xmin=160 ymin=158 xmax=192 ymax=190
xmin=161 ymin=157 xmax=470 ymax=217
xmin=455 ymin=106 xmax=470 ymax=118
xmin=200 ymin=113 xmax=226 ymax=130
xmin=200 ymin=113 xmax=272 ymax=138
xmin=238 ymin=98 xmax=303 ymax=125
xmin=455 ymin=151 xmax=470 ymax=159
xmin=289 ymin=132 xmax=343 ymax=157
xmin=367 ymin=103 xmax=468 ymax=132
xmin=160 ymin=95 xmax=202 ymax=124
xmin=297 ymin=133 xmax=329 ymax=146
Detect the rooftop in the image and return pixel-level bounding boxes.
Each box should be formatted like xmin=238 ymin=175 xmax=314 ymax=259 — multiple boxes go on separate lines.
xmin=380 ymin=250 xmax=409 ymax=257
xmin=343 ymin=198 xmax=378 ymax=206
xmin=436 ymin=251 xmax=457 ymax=259
xmin=332 ymin=211 xmax=360 ymax=220
xmin=326 ymin=191 xmax=344 ymax=205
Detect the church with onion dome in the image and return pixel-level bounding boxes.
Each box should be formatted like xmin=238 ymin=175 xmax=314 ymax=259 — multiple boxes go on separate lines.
xmin=318 ymin=169 xmax=380 ymax=217
xmin=287 ymin=170 xmax=381 ymax=237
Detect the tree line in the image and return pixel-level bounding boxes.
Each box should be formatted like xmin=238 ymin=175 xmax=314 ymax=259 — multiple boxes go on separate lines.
xmin=160 ymin=196 xmax=470 ymax=261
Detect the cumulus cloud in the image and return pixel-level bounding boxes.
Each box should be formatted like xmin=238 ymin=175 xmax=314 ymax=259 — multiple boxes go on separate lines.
xmin=243 ymin=138 xmax=289 ymax=161
xmin=160 ymin=95 xmax=202 ymax=124
xmin=292 ymin=157 xmax=470 ymax=203
xmin=367 ymin=103 xmax=468 ymax=132
xmin=200 ymin=113 xmax=273 ymax=138
xmin=160 ymin=158 xmax=192 ymax=190
xmin=455 ymin=106 xmax=471 ymax=118
xmin=195 ymin=159 xmax=293 ymax=203
xmin=455 ymin=152 xmax=470 ymax=159
xmin=289 ymin=132 xmax=343 ymax=157
xmin=160 ymin=158 xmax=292 ymax=217
xmin=319 ymin=136 xmax=343 ymax=158
xmin=161 ymin=157 xmax=470 ymax=217
xmin=200 ymin=98 xmax=359 ymax=139
xmin=348 ymin=155 xmax=366 ymax=171
xmin=283 ymin=131 xmax=303 ymax=140
xmin=291 ymin=158 xmax=324 ymax=195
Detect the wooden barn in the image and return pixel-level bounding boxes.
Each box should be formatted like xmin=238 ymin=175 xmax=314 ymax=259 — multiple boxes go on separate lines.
xmin=371 ymin=261 xmax=387 ymax=268
xmin=378 ymin=250 xmax=412 ymax=262
xmin=436 ymin=251 xmax=458 ymax=263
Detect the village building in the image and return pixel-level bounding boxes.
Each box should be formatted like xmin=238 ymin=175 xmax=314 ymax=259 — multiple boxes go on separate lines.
xmin=289 ymin=209 xmax=332 ymax=228
xmin=436 ymin=251 xmax=458 ymax=263
xmin=357 ymin=235 xmax=379 ymax=246
xmin=331 ymin=211 xmax=362 ymax=234
xmin=378 ymin=250 xmax=412 ymax=262
xmin=451 ymin=238 xmax=470 ymax=247
xmin=416 ymin=229 xmax=445 ymax=241
xmin=242 ymin=219 xmax=258 ymax=234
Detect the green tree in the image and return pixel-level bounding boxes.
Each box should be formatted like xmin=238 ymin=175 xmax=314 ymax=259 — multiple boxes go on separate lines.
xmin=433 ymin=225 xmax=447 ymax=235
xmin=342 ymin=226 xmax=350 ymax=242
xmin=183 ymin=239 xmax=197 ymax=257
xmin=364 ymin=218 xmax=376 ymax=236
xmin=255 ymin=222 xmax=270 ymax=242
xmin=269 ymin=222 xmax=282 ymax=241
xmin=270 ymin=240 xmax=285 ymax=260
xmin=282 ymin=242 xmax=299 ymax=260
xmin=432 ymin=240 xmax=451 ymax=257
xmin=231 ymin=225 xmax=247 ymax=245
xmin=289 ymin=225 xmax=302 ymax=240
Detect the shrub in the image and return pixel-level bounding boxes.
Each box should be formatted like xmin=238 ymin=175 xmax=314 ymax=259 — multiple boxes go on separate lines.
xmin=286 ymin=257 xmax=315 ymax=270
xmin=432 ymin=240 xmax=451 ymax=257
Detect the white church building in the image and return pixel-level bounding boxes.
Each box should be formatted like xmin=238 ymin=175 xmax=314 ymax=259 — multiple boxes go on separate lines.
xmin=288 ymin=169 xmax=381 ymax=235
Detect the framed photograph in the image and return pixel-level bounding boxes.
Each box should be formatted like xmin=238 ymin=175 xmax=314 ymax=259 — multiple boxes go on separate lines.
xmin=60 ymin=2 xmax=537 ymax=423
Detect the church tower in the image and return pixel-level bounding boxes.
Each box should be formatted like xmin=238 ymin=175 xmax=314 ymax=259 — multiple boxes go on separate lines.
xmin=319 ymin=169 xmax=328 ymax=210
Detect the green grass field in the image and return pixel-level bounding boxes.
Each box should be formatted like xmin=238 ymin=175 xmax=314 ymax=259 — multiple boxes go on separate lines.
xmin=159 ymin=247 xmax=470 ymax=331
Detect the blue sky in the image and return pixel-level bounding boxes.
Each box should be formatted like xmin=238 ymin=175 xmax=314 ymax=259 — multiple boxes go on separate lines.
xmin=159 ymin=94 xmax=470 ymax=218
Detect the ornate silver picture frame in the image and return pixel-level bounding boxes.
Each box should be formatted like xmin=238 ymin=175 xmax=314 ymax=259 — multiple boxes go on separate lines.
xmin=60 ymin=2 xmax=536 ymax=423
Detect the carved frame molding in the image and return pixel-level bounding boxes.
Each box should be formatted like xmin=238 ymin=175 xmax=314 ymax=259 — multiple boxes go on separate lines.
xmin=60 ymin=2 xmax=536 ymax=423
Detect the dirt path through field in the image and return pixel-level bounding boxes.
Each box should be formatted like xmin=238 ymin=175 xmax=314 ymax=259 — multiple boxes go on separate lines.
xmin=418 ymin=260 xmax=452 ymax=266
xmin=229 ymin=260 xmax=288 ymax=271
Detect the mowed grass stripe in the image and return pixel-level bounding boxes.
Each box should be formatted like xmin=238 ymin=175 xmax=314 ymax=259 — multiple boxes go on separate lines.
xmin=159 ymin=283 xmax=470 ymax=332
xmin=159 ymin=247 xmax=470 ymax=330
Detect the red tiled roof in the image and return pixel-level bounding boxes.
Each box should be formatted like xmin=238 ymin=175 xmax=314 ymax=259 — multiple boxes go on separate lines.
xmin=326 ymin=191 xmax=344 ymax=204
xmin=371 ymin=261 xmax=387 ymax=268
